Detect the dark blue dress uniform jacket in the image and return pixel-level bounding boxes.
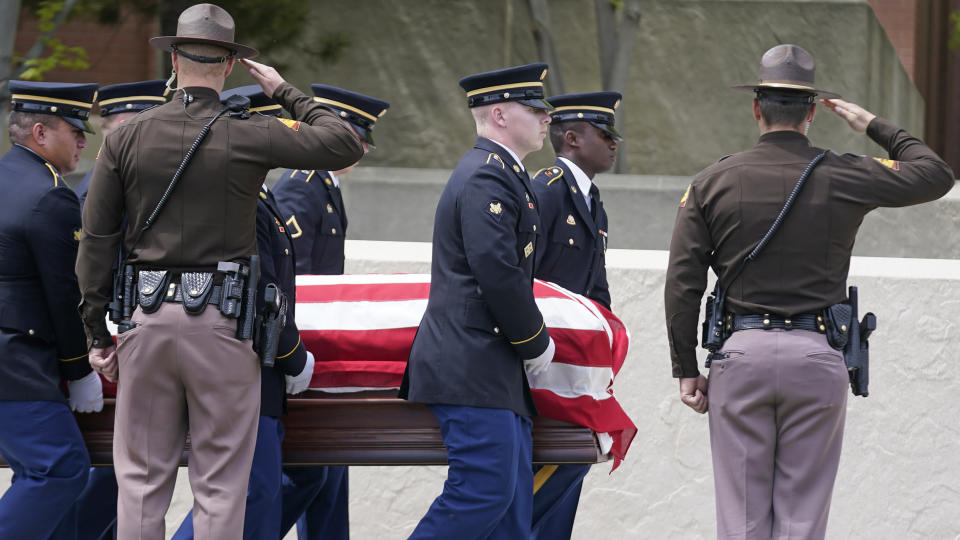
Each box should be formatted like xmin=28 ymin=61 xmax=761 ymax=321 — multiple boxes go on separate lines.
xmin=399 ymin=137 xmax=551 ymax=417
xmin=256 ymin=186 xmax=309 ymax=417
xmin=532 ymin=159 xmax=611 ymax=309
xmin=272 ymin=169 xmax=347 ymax=275
xmin=0 ymin=145 xmax=92 ymax=402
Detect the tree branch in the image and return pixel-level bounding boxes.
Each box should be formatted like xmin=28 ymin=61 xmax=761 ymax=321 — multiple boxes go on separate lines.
xmin=13 ymin=0 xmax=81 ymax=79
xmin=526 ymin=0 xmax=565 ymax=95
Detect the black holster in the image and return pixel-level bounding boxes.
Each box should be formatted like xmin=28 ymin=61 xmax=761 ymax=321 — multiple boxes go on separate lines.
xmin=109 ymin=263 xmax=137 ymax=334
xmin=822 ymin=286 xmax=876 ymax=397
xmin=254 ymin=283 xmax=287 ymax=368
xmin=701 ymin=285 xmax=729 ymax=363
xmin=217 ymin=256 xmax=259 ymax=340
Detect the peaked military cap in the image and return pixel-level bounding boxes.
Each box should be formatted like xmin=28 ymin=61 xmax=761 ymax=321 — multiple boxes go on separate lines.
xmin=9 ymin=80 xmax=98 ymax=134
xmin=311 ymin=84 xmax=389 ymax=148
xmin=221 ymin=85 xmax=282 ymax=116
xmin=731 ymin=44 xmax=840 ymax=101
xmin=548 ymin=91 xmax=623 ymax=141
xmin=458 ymin=63 xmax=553 ymax=110
xmin=150 ymin=3 xmax=258 ymax=60
xmin=97 ymin=80 xmax=168 ymax=117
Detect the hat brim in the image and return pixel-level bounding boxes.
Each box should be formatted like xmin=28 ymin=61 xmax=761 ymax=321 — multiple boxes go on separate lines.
xmin=589 ymin=121 xmax=623 ymax=142
xmin=63 ymin=116 xmax=94 ymax=134
xmin=350 ymin=123 xmax=376 ymax=150
xmin=730 ymin=83 xmax=841 ymax=100
xmin=150 ymin=36 xmax=259 ymax=60
xmin=517 ymin=98 xmax=554 ymax=111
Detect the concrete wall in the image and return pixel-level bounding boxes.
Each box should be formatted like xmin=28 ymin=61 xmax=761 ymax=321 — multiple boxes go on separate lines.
xmin=263 ymin=166 xmax=960 ymax=259
xmin=2 ymin=241 xmax=958 ymax=537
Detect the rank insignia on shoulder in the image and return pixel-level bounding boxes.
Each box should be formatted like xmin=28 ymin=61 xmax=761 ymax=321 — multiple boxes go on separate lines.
xmin=73 ymin=229 xmax=81 ymax=242
xmin=276 ymin=118 xmax=301 ymax=131
xmin=566 ymin=214 xmax=576 ymax=226
xmin=486 ymin=153 xmax=506 ymax=168
xmin=326 ymin=203 xmax=334 ymax=213
xmin=873 ymin=157 xmax=900 ymax=171
xmin=489 ymin=201 xmax=503 ymax=215
xmin=680 ymin=185 xmax=690 ymax=208
xmin=524 ymin=241 xmax=534 ymax=258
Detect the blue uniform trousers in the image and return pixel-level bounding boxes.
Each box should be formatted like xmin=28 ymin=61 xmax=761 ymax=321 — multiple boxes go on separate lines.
xmin=172 ymin=415 xmax=284 ymax=540
xmin=69 ymin=467 xmax=119 ymax=540
xmin=0 ymin=401 xmax=90 ymax=540
xmin=281 ymin=465 xmax=350 ymax=539
xmin=409 ymin=404 xmax=533 ymax=540
xmin=531 ymin=463 xmax=591 ymax=540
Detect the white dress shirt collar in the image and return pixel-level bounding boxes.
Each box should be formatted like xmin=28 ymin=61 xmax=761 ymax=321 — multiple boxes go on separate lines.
xmin=557 ymin=156 xmax=594 ymax=210
xmin=490 ymin=140 xmax=525 ymax=173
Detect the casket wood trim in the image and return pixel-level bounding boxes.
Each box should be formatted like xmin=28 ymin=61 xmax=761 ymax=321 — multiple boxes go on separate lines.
xmin=0 ymin=396 xmax=607 ymax=466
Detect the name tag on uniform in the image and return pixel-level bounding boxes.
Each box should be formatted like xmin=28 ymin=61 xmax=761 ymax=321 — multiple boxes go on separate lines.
xmin=524 ymin=242 xmax=534 ymax=258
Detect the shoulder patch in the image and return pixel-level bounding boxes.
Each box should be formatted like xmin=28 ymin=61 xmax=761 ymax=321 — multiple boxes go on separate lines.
xmin=873 ymin=157 xmax=900 ymax=171
xmin=679 ymin=185 xmax=691 ymax=208
xmin=486 ymin=153 xmax=506 ymax=168
xmin=276 ymin=118 xmax=301 ymax=131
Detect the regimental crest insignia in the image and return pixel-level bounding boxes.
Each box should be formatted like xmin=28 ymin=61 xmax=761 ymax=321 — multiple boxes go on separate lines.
xmin=680 ymin=185 xmax=691 ymax=208
xmin=277 ymin=118 xmax=301 ymax=131
xmin=324 ymin=177 xmax=333 ymax=186
xmin=873 ymin=157 xmax=901 ymax=171
xmin=524 ymin=242 xmax=534 ymax=258
xmin=489 ymin=201 xmax=502 ymax=215
xmin=73 ymin=229 xmax=81 ymax=242
xmin=566 ymin=214 xmax=576 ymax=226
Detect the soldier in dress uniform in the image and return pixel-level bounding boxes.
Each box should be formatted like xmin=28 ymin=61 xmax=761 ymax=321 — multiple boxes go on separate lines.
xmin=529 ymin=91 xmax=622 ymax=539
xmin=399 ymin=63 xmax=556 ymax=539
xmin=665 ymin=44 xmax=955 ymax=539
xmin=75 ymin=4 xmax=363 ymax=539
xmin=74 ymin=79 xmax=168 ymax=207
xmin=0 ymin=81 xmax=103 ymax=539
xmin=271 ymin=84 xmax=389 ymax=540
xmin=171 ymin=85 xmax=314 ymax=540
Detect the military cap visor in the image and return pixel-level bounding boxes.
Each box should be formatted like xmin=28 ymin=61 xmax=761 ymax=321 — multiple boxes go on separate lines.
xmin=221 ymin=84 xmax=283 ymax=116
xmin=549 ymin=91 xmax=623 ymax=142
xmin=9 ymin=80 xmax=98 ymax=134
xmin=311 ymin=84 xmax=390 ymax=150
xmin=97 ymin=80 xmax=168 ymax=116
xmin=459 ymin=63 xmax=554 ymax=110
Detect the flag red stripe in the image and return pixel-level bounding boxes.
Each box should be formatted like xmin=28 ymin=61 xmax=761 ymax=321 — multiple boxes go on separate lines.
xmin=297 ymin=282 xmax=432 ymax=303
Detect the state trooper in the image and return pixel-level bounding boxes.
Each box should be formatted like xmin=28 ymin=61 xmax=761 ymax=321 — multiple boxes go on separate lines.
xmin=272 ymin=84 xmax=389 ymax=540
xmin=74 ymin=79 xmax=168 ymax=207
xmin=530 ymin=91 xmax=622 ymax=539
xmin=0 ymin=81 xmax=103 ymax=539
xmin=665 ymin=44 xmax=955 ymax=539
xmin=170 ymin=85 xmax=314 ymax=540
xmin=75 ymin=4 xmax=363 ymax=539
xmin=400 ymin=63 xmax=556 ymax=539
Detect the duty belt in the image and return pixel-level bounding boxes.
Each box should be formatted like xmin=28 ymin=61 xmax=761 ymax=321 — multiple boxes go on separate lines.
xmin=729 ymin=313 xmax=823 ymax=333
xmin=163 ymin=283 xmax=225 ymax=307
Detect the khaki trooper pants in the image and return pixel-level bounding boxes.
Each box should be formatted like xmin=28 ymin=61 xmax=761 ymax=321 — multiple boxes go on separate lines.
xmin=113 ymin=303 xmax=260 ymax=540
xmin=708 ymin=328 xmax=848 ymax=540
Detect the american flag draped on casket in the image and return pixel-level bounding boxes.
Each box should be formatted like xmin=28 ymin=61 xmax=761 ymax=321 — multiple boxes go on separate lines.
xmin=295 ymin=274 xmax=637 ymax=468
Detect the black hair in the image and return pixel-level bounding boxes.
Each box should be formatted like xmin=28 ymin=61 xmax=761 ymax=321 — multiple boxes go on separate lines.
xmin=756 ymin=91 xmax=813 ymax=128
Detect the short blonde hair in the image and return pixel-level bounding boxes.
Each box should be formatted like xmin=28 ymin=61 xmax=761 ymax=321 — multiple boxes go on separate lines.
xmin=175 ymin=43 xmax=233 ymax=78
xmin=471 ymin=104 xmax=493 ymax=137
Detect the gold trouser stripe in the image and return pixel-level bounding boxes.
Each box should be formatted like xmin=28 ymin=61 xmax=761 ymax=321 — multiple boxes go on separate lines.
xmin=511 ymin=321 xmax=545 ymax=345
xmin=552 ymin=105 xmax=615 ymax=115
xmin=97 ymin=95 xmax=166 ymax=107
xmin=60 ymin=352 xmax=89 ymax=362
xmin=465 ymin=81 xmax=543 ymax=98
xmin=533 ymin=465 xmax=558 ymax=494
xmin=11 ymin=93 xmax=93 ymax=109
xmin=313 ymin=97 xmax=378 ymax=122
xmin=276 ymin=336 xmax=301 ymax=359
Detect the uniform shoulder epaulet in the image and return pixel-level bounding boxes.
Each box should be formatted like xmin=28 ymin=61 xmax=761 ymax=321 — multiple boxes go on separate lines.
xmin=538 ymin=166 xmax=564 ymax=186
xmin=288 ymin=169 xmax=317 ymax=183
xmin=42 ymin=162 xmax=61 ymax=188
xmin=485 ymin=152 xmax=506 ymax=168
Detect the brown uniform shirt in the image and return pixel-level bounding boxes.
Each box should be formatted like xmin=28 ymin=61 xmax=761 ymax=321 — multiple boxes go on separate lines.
xmin=665 ymin=118 xmax=955 ymax=378
xmin=77 ymin=82 xmax=364 ymax=345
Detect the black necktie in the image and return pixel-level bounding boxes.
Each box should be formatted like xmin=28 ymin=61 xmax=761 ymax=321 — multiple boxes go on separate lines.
xmin=589 ymin=184 xmax=600 ymax=221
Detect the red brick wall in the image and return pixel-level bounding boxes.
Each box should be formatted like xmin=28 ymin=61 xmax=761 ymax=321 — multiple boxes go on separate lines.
xmin=867 ymin=0 xmax=919 ymax=80
xmin=13 ymin=8 xmax=160 ymax=86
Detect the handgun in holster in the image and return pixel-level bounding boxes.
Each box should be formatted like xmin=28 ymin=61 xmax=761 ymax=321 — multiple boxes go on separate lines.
xmin=823 ymin=286 xmax=877 ymax=397
xmin=254 ymin=283 xmax=287 ymax=368
xmin=217 ymin=255 xmax=259 ymax=340
xmin=108 ymin=258 xmax=137 ymax=334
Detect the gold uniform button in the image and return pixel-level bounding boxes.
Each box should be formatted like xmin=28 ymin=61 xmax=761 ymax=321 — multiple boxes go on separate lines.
xmin=568 ymin=238 xmax=574 ymax=245
xmin=819 ymin=324 xmax=826 ymax=332
xmin=493 ymin=327 xmax=500 ymax=334
xmin=284 ymin=248 xmax=289 ymax=255
xmin=841 ymin=324 xmax=847 ymax=332
xmin=331 ymin=228 xmax=337 ymax=234
xmin=763 ymin=318 xmax=770 ymax=325
xmin=784 ymin=318 xmax=791 ymax=324
xmin=28 ymin=329 xmax=35 ymax=335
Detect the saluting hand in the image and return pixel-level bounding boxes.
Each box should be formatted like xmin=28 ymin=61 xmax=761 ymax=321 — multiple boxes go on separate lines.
xmin=241 ymin=58 xmax=285 ymax=98
xmin=679 ymin=375 xmax=708 ymax=414
xmin=90 ymin=344 xmax=118 ymax=383
xmin=821 ymin=98 xmax=877 ymax=134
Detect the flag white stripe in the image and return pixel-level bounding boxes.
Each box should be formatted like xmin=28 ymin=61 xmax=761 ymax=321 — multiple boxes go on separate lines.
xmin=296 ymin=300 xmax=428 ymax=331
xmin=296 ymin=274 xmax=431 ymax=286
xmin=526 ymin=363 xmax=614 ymax=400
xmin=536 ymin=296 xmax=608 ymax=332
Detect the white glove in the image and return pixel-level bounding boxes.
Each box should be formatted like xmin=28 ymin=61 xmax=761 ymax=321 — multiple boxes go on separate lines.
xmin=285 ymin=350 xmax=315 ymax=395
xmin=68 ymin=371 xmax=104 ymax=413
xmin=523 ymin=337 xmax=555 ymax=377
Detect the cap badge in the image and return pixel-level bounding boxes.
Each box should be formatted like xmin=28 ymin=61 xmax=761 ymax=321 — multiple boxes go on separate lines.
xmin=566 ymin=214 xmax=576 ymax=226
